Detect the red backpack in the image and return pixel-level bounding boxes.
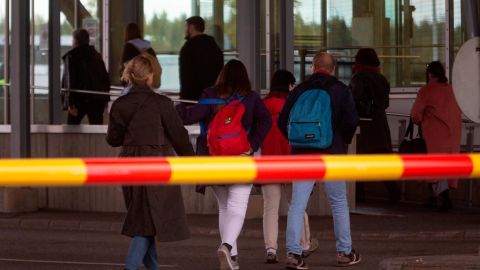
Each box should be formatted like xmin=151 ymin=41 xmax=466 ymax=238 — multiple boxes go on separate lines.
xmin=262 ymin=96 xmax=291 ymax=155
xmin=203 ymin=95 xmax=251 ymax=156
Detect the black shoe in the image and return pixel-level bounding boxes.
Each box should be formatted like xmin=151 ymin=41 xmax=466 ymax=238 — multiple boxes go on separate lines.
xmin=285 ymin=253 xmax=308 ymax=269
xmin=266 ymin=251 xmax=278 ymax=264
xmin=438 ymin=190 xmax=453 ymax=212
xmin=423 ymin=196 xmax=438 ymax=209
xmin=337 ymin=249 xmax=361 ymax=267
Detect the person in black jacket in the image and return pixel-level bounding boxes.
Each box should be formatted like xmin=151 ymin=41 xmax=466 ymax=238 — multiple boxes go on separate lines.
xmin=107 ymin=53 xmax=195 ymax=270
xmin=350 ymin=48 xmax=400 ymax=204
xmin=62 ymin=29 xmax=110 ymax=125
xmin=278 ymin=53 xmax=361 ymax=269
xmin=179 ymin=16 xmax=224 ymax=101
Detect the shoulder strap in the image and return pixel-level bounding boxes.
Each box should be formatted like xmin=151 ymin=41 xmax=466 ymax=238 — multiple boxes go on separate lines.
xmin=405 ymin=118 xmax=424 ymax=140
xmin=198 ymin=98 xmax=226 ymax=105
xmin=405 ymin=118 xmax=414 ymax=139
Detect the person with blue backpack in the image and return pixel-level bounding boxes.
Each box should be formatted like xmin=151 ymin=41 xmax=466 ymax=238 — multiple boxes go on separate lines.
xmin=278 ymin=52 xmax=360 ymax=269
xmin=176 ymin=59 xmax=272 ymax=270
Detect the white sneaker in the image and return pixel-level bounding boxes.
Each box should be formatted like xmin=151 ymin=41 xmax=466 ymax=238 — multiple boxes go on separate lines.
xmin=217 ymin=244 xmax=234 ymax=270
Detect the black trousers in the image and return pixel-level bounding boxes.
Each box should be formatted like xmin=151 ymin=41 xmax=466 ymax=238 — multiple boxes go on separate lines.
xmin=67 ymin=103 xmax=105 ymax=125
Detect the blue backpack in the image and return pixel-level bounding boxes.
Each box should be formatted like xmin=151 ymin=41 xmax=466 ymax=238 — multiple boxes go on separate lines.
xmin=288 ymin=88 xmax=333 ymax=149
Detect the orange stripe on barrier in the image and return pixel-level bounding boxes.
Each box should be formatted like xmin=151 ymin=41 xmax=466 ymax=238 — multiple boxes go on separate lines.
xmin=401 ymin=155 xmax=473 ymax=178
xmin=254 ymin=156 xmax=326 ymax=183
xmin=85 ymin=158 xmax=171 ymax=185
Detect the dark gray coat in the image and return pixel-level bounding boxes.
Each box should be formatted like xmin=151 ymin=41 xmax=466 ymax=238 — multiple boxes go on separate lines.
xmin=106 ymin=86 xmax=195 ymax=242
xmin=350 ymin=71 xmax=392 ymax=154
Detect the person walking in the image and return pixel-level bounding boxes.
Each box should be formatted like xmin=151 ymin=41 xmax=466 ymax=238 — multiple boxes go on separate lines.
xmin=62 ymin=29 xmax=110 ymax=125
xmin=120 ymin=23 xmax=161 ymax=89
xmin=177 ymin=59 xmax=272 ymax=270
xmin=349 ymin=48 xmax=400 ymax=204
xmin=411 ymin=61 xmax=462 ymax=212
xmin=179 ymin=16 xmax=224 ymax=101
xmin=279 ymin=52 xmax=361 ymax=269
xmin=261 ymin=70 xmax=318 ymax=264
xmin=106 ymin=53 xmax=195 ymax=270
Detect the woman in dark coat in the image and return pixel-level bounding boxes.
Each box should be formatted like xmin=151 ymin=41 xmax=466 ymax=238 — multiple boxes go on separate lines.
xmin=349 ymin=48 xmax=400 ymax=203
xmin=106 ymin=54 xmax=195 ymax=270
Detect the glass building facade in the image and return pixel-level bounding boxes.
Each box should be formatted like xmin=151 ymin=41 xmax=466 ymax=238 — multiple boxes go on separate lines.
xmin=0 ymin=0 xmax=475 ymax=124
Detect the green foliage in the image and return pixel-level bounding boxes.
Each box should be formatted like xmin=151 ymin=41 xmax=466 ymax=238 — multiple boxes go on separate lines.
xmin=144 ymin=0 xmax=237 ymax=53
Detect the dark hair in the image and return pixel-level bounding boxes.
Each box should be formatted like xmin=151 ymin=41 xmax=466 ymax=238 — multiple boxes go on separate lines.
xmin=355 ymin=48 xmax=380 ymax=67
xmin=270 ymin=69 xmax=296 ymax=93
xmin=215 ymin=59 xmax=251 ymax=98
xmin=73 ymin=29 xmax=90 ymax=46
xmin=124 ymin=23 xmax=142 ymax=43
xmin=186 ymin=16 xmax=205 ymax=33
xmin=426 ymin=61 xmax=448 ymax=84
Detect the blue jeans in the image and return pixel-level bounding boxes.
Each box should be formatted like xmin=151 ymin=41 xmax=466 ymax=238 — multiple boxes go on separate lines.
xmin=286 ymin=181 xmax=352 ymax=255
xmin=125 ymin=236 xmax=158 ymax=270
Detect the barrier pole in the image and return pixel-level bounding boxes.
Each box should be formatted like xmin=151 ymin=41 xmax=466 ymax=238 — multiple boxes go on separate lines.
xmin=0 ymin=154 xmax=479 ymax=186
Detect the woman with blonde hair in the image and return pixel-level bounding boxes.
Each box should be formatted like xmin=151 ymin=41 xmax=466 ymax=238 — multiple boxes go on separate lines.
xmin=107 ymin=53 xmax=195 ymax=270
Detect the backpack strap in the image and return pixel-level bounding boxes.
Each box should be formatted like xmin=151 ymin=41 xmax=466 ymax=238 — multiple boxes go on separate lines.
xmin=197 ymin=92 xmax=245 ymax=136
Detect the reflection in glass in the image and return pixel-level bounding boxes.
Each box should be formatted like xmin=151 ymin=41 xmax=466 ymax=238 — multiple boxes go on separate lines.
xmin=293 ymin=0 xmax=448 ymax=88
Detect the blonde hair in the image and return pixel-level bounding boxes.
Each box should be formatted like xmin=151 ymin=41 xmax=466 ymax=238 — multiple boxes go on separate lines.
xmin=122 ymin=53 xmax=162 ymax=88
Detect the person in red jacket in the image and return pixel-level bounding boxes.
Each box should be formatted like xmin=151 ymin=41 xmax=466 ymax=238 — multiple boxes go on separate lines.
xmin=261 ymin=70 xmax=318 ymax=264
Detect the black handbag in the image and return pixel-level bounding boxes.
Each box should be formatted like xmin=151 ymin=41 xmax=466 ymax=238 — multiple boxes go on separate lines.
xmin=399 ymin=118 xmax=427 ymax=154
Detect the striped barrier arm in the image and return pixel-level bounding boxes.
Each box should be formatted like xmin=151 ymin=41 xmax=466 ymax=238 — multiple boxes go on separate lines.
xmin=0 ymin=154 xmax=479 ymax=186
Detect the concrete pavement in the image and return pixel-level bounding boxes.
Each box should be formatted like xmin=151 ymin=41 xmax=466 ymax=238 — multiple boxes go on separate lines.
xmin=0 ymin=227 xmax=479 ymax=270
xmin=0 ymin=204 xmax=479 ymax=269
xmin=0 ymin=204 xmax=479 ymax=241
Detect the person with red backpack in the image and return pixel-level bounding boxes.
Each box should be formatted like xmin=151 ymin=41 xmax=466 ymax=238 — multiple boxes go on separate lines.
xmin=176 ymin=59 xmax=272 ymax=270
xmin=261 ymin=70 xmax=318 ymax=264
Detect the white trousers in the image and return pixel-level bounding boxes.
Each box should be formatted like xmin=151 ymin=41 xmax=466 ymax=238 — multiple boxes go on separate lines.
xmin=212 ymin=184 xmax=253 ymax=256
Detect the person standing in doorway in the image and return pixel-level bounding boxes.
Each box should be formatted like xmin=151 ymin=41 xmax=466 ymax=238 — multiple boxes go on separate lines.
xmin=179 ymin=16 xmax=224 ymax=102
xmin=107 ymin=53 xmax=194 ymax=270
xmin=279 ymin=52 xmax=361 ymax=269
xmin=411 ymin=61 xmax=462 ymax=212
xmin=349 ymin=48 xmax=401 ymax=204
xmin=62 ymin=29 xmax=110 ymax=125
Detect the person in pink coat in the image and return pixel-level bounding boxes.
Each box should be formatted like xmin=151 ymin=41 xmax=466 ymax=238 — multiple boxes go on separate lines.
xmin=411 ymin=61 xmax=462 ymax=212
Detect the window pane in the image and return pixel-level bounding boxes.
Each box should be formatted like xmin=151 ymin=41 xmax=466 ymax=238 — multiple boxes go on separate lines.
xmin=293 ymin=0 xmax=446 ymax=88
xmin=79 ymin=0 xmax=102 ymax=52
xmin=0 ymin=0 xmax=6 ymax=124
xmin=33 ymin=0 xmax=49 ymax=124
